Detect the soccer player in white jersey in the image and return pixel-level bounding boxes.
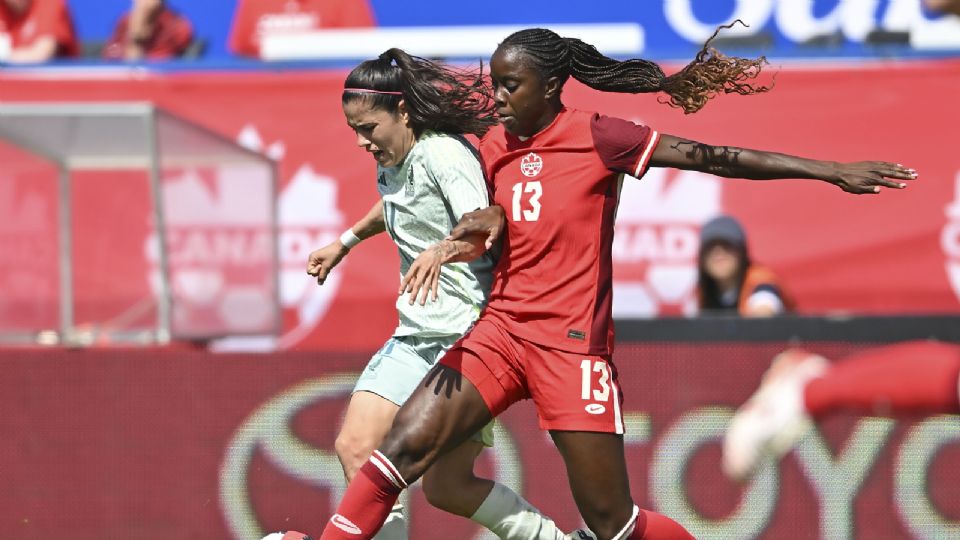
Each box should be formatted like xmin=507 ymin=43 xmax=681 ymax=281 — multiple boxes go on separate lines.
xmin=306 ymin=48 xmax=578 ymax=540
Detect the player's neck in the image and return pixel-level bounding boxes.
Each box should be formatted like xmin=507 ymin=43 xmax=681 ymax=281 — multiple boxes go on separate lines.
xmin=514 ymin=105 xmax=565 ymax=141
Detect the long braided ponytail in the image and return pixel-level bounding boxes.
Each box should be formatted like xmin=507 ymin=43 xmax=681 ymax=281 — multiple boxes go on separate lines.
xmin=499 ymin=21 xmax=770 ymax=114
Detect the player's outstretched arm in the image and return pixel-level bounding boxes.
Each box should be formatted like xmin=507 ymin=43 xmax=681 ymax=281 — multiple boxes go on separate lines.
xmin=306 ymin=200 xmax=385 ymax=285
xmin=399 ymin=235 xmax=488 ymax=306
xmin=649 ymin=134 xmax=918 ymax=194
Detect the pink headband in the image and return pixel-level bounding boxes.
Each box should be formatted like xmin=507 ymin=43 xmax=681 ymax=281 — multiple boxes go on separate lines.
xmin=343 ymin=88 xmax=403 ymax=96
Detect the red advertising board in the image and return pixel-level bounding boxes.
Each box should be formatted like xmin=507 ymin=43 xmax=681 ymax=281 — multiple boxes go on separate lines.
xmin=0 ymin=61 xmax=959 ymax=352
xmin=2 ymin=344 xmax=958 ymax=539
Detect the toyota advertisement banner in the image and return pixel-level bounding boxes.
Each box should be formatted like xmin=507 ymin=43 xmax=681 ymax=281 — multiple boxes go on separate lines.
xmin=2 ymin=344 xmax=958 ymax=539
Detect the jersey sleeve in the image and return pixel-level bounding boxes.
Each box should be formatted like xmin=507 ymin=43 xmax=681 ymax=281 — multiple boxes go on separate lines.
xmin=227 ymin=0 xmax=256 ymax=56
xmin=100 ymin=15 xmax=128 ymax=59
xmin=427 ymin=140 xmax=490 ymax=221
xmin=34 ymin=0 xmax=77 ymax=55
xmin=32 ymin=1 xmax=62 ymax=40
xmin=332 ymin=0 xmax=377 ymax=26
xmin=156 ymin=11 xmax=194 ymax=57
xmin=590 ymin=113 xmax=660 ymax=179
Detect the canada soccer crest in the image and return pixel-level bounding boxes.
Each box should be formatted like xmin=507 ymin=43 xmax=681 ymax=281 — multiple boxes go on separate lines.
xmin=520 ymin=153 xmax=543 ymax=177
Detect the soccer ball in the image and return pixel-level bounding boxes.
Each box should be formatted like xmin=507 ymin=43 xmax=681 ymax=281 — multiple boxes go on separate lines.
xmin=261 ymin=532 xmax=313 ymax=540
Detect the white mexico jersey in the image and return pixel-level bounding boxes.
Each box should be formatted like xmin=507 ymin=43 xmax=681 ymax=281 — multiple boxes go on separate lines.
xmin=377 ymin=131 xmax=497 ymax=338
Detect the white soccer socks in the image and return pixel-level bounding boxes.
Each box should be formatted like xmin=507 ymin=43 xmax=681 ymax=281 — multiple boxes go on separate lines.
xmin=470 ymin=482 xmax=568 ymax=540
xmin=371 ymin=504 xmax=407 ymax=540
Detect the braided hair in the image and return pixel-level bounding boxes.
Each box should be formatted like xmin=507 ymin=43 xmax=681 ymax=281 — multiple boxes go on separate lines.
xmin=342 ymin=48 xmax=497 ymax=137
xmin=499 ymin=21 xmax=770 ymax=114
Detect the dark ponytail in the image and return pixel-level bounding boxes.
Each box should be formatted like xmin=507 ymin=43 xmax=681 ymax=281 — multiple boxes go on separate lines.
xmin=499 ymin=21 xmax=770 ymax=114
xmin=343 ymin=48 xmax=497 ymax=136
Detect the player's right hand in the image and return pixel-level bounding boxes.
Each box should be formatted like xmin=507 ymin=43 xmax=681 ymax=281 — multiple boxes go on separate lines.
xmin=447 ymin=205 xmax=506 ymax=249
xmin=306 ymin=241 xmax=349 ymax=285
xmin=399 ymin=242 xmax=448 ymax=306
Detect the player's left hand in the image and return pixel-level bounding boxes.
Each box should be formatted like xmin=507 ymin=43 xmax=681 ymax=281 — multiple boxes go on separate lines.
xmin=830 ymin=162 xmax=917 ymax=194
xmin=400 ymin=241 xmax=457 ymax=306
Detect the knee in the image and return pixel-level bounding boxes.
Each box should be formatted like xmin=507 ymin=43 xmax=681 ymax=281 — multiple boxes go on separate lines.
xmin=334 ymin=431 xmax=378 ymax=477
xmin=377 ymin=423 xmax=439 ymax=483
xmin=420 ymin=472 xmax=450 ymax=511
xmin=420 ymin=468 xmax=468 ymax=514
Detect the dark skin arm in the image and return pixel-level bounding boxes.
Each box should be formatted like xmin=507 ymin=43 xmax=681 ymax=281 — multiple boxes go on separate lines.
xmin=429 ymin=138 xmax=916 ymax=302
xmin=649 ymin=134 xmax=917 ymax=194
xmin=446 ymin=138 xmax=917 ymax=249
xmin=446 ymin=205 xmax=506 ymax=249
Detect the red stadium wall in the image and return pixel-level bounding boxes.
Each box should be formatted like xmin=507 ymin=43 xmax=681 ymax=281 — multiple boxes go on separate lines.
xmin=2 ymin=344 xmax=958 ymax=539
xmin=1 ymin=62 xmax=959 ymax=351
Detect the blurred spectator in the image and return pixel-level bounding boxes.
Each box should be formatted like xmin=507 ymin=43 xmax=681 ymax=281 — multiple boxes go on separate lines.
xmin=101 ymin=0 xmax=193 ymax=61
xmin=0 ymin=0 xmax=77 ymax=63
xmin=696 ymin=215 xmax=792 ymax=317
xmin=925 ymin=0 xmax=960 ymax=15
xmin=229 ymin=0 xmax=375 ymax=58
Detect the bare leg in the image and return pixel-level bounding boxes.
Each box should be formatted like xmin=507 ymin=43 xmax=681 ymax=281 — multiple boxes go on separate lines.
xmin=550 ymin=432 xmax=633 ymax=540
xmin=551 ymin=431 xmax=692 ymax=540
xmin=319 ymin=365 xmax=494 ymax=540
xmin=380 ymin=364 xmax=495 ymax=481
xmin=336 ymin=391 xmax=399 ymax=481
xmin=423 ymin=433 xmax=571 ymax=540
xmin=421 ymin=439 xmax=492 ymax=516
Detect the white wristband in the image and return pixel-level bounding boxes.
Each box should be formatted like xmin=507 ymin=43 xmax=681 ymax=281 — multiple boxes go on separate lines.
xmin=339 ymin=229 xmax=362 ymax=249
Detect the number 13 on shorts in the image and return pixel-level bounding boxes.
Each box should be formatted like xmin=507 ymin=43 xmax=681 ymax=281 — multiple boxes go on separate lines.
xmin=580 ymin=359 xmax=611 ymax=402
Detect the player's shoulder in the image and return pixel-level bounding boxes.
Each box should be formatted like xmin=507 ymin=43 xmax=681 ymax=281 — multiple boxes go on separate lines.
xmin=564 ymin=107 xmax=599 ymax=120
xmin=415 ymin=131 xmax=481 ymax=172
xmin=417 ymin=131 xmax=475 ymax=157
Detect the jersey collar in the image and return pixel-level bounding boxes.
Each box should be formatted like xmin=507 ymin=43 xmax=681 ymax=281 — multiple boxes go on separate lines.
xmin=505 ymin=107 xmax=567 ymax=146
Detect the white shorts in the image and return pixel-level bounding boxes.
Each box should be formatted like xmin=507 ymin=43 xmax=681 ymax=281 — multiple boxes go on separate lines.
xmin=354 ymin=334 xmax=494 ymax=446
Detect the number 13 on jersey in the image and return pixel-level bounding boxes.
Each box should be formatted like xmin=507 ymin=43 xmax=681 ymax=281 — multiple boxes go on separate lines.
xmin=580 ymin=359 xmax=611 ymax=402
xmin=511 ymin=181 xmax=542 ymax=222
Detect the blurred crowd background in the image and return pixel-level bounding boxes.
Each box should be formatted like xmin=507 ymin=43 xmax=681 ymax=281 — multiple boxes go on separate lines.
xmin=1 ymin=0 xmax=959 ymax=63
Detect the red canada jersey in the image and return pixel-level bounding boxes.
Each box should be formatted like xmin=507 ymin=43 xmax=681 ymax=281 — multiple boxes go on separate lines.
xmin=479 ymin=107 xmax=659 ymax=355
xmin=228 ymin=0 xmax=376 ymax=58
xmin=102 ymin=8 xmax=193 ymax=60
xmin=0 ymin=0 xmax=78 ymax=58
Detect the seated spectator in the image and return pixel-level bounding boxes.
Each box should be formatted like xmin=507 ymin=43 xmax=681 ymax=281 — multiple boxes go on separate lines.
xmin=0 ymin=0 xmax=78 ymax=63
xmin=229 ymin=0 xmax=375 ymax=58
xmin=696 ymin=215 xmax=792 ymax=317
xmin=101 ymin=0 xmax=193 ymax=61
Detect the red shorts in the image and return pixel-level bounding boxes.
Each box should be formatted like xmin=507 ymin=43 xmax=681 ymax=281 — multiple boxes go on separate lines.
xmin=440 ymin=317 xmax=625 ymax=433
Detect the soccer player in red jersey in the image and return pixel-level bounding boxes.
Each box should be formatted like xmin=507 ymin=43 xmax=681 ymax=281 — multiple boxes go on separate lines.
xmin=0 ymin=0 xmax=77 ymax=62
xmin=228 ymin=0 xmax=376 ymax=58
xmin=101 ymin=0 xmax=194 ymax=61
xmin=723 ymin=341 xmax=960 ymax=481
xmin=318 ymin=27 xmax=917 ymax=540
